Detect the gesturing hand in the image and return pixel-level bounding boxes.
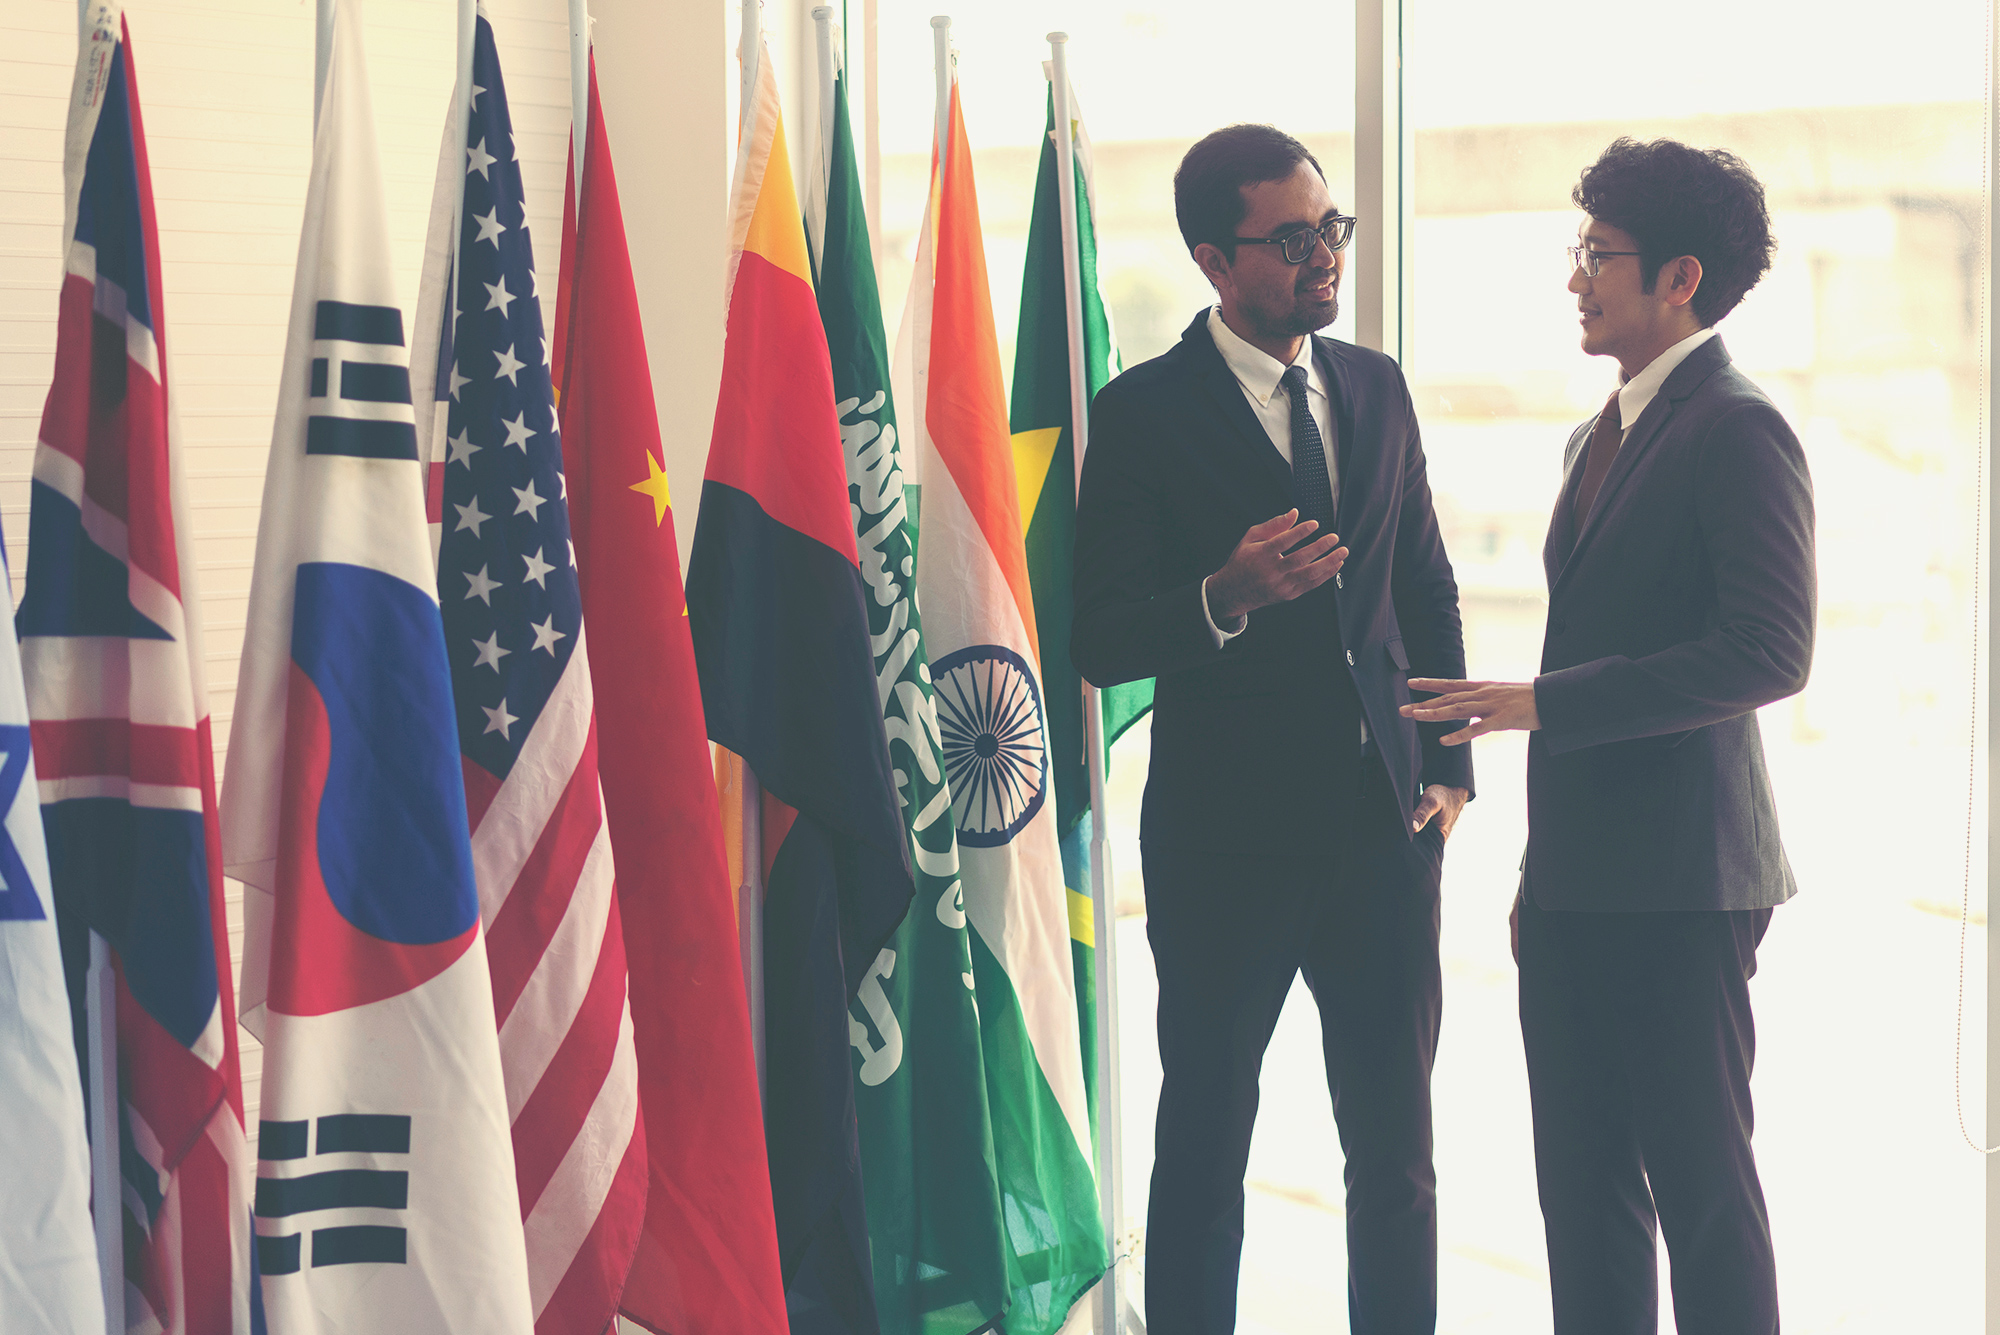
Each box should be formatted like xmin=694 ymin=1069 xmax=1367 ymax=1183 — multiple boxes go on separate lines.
xmin=1400 ymin=678 xmax=1541 ymax=746
xmin=1206 ymin=509 xmax=1348 ymax=622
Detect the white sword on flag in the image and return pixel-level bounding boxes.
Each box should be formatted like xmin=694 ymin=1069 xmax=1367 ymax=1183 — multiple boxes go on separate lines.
xmin=1049 ymin=31 xmax=1127 ymax=1335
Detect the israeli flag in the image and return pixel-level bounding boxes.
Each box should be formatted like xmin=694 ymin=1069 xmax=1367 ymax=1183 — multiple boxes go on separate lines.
xmin=0 ymin=535 xmax=106 ymax=1334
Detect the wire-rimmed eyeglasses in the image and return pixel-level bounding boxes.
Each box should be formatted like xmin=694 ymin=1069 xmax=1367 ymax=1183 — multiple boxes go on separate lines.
xmin=1235 ymin=215 xmax=1357 ymax=264
xmin=1566 ymin=244 xmax=1643 ymax=278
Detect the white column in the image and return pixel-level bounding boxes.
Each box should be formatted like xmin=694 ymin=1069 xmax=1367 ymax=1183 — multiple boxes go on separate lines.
xmin=1354 ymin=0 xmax=1413 ymax=366
xmin=585 ymin=0 xmax=729 ymax=578
xmin=1985 ymin=0 xmax=2000 ymax=1310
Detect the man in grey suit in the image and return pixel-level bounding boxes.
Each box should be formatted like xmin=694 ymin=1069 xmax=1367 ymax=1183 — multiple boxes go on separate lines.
xmin=1402 ymin=138 xmax=1814 ymax=1334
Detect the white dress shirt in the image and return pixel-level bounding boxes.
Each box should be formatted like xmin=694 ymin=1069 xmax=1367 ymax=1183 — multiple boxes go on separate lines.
xmin=1194 ymin=310 xmax=1369 ymax=746
xmin=1199 ymin=307 xmax=1336 ymax=645
xmin=1615 ymin=326 xmax=1717 ymax=435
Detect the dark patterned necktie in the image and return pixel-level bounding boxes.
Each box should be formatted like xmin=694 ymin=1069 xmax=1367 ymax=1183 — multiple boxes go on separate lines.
xmin=1280 ymin=364 xmax=1335 ymax=535
xmin=1572 ymin=388 xmax=1624 ymax=525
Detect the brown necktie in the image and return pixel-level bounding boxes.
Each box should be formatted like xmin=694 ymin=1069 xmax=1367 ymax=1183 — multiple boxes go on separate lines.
xmin=1572 ymin=388 xmax=1624 ymax=526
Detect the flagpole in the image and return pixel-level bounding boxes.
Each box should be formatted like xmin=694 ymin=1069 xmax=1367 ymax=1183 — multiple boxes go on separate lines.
xmin=567 ymin=0 xmax=588 ymax=201
xmin=86 ymin=933 xmax=123 ymax=1335
xmin=812 ymin=7 xmax=834 ymax=192
xmin=736 ymin=0 xmax=769 ymax=1099
xmin=1048 ymin=34 xmax=1125 ymax=1335
xmin=314 ymin=0 xmax=335 ymax=131
xmin=930 ymin=15 xmax=950 ymax=173
xmin=805 ymin=6 xmax=836 ymax=271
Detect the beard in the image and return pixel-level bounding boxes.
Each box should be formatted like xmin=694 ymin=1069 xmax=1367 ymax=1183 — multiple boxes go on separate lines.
xmin=1280 ymin=270 xmax=1339 ymax=335
xmin=1283 ymin=290 xmax=1338 ymax=335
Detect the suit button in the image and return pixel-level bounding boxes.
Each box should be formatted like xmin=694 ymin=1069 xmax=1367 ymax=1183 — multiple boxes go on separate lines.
xmin=1346 ymin=650 xmax=1356 ymax=666
xmin=1335 ymin=573 xmax=1343 ymax=589
xmin=1552 ymin=618 xmax=1568 ymax=634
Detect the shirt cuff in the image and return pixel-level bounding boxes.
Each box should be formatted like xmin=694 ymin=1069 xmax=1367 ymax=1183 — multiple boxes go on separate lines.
xmin=1200 ymin=575 xmax=1248 ymax=649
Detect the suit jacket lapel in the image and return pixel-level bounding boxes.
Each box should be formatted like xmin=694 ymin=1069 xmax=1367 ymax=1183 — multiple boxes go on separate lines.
xmin=1183 ymin=311 xmax=1295 ymax=499
xmin=1554 ymin=335 xmax=1734 ymax=590
xmin=1544 ymin=420 xmax=1591 ymax=585
xmin=1313 ymin=337 xmax=1361 ymax=536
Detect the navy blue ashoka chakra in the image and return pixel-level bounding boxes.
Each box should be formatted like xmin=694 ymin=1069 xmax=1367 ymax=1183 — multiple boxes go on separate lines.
xmin=930 ymin=644 xmax=1049 ymax=848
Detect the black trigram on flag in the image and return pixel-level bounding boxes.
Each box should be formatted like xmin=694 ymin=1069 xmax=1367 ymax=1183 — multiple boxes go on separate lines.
xmin=255 ymin=1113 xmax=412 ymax=1274
xmin=307 ymin=300 xmax=418 ymax=460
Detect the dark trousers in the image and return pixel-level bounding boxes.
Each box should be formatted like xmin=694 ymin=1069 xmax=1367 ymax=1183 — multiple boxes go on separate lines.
xmin=1517 ymin=895 xmax=1778 ymax=1335
xmin=1143 ymin=758 xmax=1444 ymax=1335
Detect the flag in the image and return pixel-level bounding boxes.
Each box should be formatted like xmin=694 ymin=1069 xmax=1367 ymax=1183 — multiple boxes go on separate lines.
xmin=418 ymin=14 xmax=646 ymax=1332
xmin=1 ymin=529 xmax=103 ymax=1333
xmin=549 ymin=50 xmax=784 ymax=1335
xmin=20 ymin=6 xmax=253 ymax=1330
xmin=685 ymin=34 xmax=913 ymax=1335
xmin=220 ymin=2 xmax=534 ymax=1329
xmin=804 ymin=28 xmax=1010 ymax=1335
xmin=891 ymin=65 xmax=1108 ymax=1334
xmin=1009 ymin=76 xmax=1147 ymax=1140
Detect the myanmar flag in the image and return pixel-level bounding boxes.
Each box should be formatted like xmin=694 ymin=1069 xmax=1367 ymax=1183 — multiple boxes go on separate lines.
xmin=892 ymin=64 xmax=1107 ymax=1335
xmin=553 ymin=50 xmax=786 ymax=1335
xmin=1009 ymin=75 xmax=1149 ymax=1140
xmin=805 ymin=28 xmax=1010 ymax=1335
xmin=685 ymin=34 xmax=912 ymax=1335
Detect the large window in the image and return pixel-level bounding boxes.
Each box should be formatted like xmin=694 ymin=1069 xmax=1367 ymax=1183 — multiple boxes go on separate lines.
xmin=1409 ymin=2 xmax=1990 ymax=1329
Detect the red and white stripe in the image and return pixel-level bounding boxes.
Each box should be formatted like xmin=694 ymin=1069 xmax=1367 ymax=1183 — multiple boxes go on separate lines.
xmin=466 ymin=625 xmax=645 ymax=1332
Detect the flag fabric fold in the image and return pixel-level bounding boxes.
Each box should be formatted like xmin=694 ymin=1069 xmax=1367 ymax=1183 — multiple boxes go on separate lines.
xmin=806 ymin=28 xmax=1011 ymax=1335
xmin=548 ymin=47 xmax=783 ymax=1335
xmin=21 ymin=5 xmax=252 ymax=1329
xmin=686 ymin=35 xmax=913 ymax=1335
xmin=220 ymin=3 xmax=534 ymax=1328
xmin=1010 ymin=75 xmax=1145 ymax=1140
xmin=1 ymin=528 xmax=104 ymax=1334
xmin=892 ymin=65 xmax=1109 ymax=1335
xmin=417 ymin=14 xmax=646 ymax=1332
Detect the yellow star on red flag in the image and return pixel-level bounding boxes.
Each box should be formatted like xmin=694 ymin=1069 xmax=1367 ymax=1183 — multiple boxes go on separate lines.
xmin=630 ymin=448 xmax=672 ymax=525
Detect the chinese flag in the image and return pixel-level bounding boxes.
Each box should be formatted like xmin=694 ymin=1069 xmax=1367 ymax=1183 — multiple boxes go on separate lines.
xmin=553 ymin=51 xmax=787 ymax=1335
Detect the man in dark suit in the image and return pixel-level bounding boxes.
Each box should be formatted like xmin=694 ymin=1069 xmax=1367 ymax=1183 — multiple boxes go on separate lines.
xmin=1073 ymin=123 xmax=1471 ymax=1335
xmin=1404 ymin=139 xmax=1814 ymax=1335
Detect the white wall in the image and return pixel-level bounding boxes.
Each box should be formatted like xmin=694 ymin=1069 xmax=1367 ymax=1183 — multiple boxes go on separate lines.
xmin=0 ymin=0 xmax=728 ymax=1122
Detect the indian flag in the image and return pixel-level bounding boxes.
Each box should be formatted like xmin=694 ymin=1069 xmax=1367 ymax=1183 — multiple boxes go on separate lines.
xmin=893 ymin=61 xmax=1107 ymax=1333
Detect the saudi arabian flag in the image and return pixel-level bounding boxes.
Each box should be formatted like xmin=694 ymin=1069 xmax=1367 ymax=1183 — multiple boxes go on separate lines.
xmin=807 ymin=32 xmax=1011 ymax=1335
xmin=1010 ymin=76 xmax=1150 ymax=1137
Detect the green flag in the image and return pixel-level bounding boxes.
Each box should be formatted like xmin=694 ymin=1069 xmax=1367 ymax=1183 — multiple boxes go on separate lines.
xmin=1010 ymin=80 xmax=1152 ymax=1138
xmin=809 ymin=40 xmax=1011 ymax=1335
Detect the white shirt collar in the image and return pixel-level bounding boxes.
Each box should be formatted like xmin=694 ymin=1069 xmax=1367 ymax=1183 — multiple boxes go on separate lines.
xmin=1616 ymin=325 xmax=1718 ymax=431
xmin=1208 ymin=306 xmax=1322 ymax=407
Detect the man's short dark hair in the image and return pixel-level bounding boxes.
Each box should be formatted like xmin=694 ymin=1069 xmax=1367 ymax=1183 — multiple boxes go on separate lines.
xmin=1572 ymin=137 xmax=1775 ymax=326
xmin=1175 ymin=124 xmax=1324 ymax=263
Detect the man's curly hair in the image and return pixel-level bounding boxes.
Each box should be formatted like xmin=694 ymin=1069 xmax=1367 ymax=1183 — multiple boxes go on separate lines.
xmin=1573 ymin=138 xmax=1775 ymax=327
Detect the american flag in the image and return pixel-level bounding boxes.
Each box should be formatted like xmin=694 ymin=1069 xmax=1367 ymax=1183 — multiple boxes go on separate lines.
xmin=19 ymin=6 xmax=253 ymax=1332
xmin=429 ymin=14 xmax=645 ymax=1331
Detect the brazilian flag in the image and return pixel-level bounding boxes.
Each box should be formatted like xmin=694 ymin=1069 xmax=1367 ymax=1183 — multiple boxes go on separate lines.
xmin=809 ymin=27 xmax=1011 ymax=1335
xmin=1009 ymin=83 xmax=1152 ymax=1138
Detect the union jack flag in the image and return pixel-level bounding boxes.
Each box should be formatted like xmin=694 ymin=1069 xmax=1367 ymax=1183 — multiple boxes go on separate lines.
xmin=20 ymin=6 xmax=253 ymax=1332
xmin=420 ymin=12 xmax=645 ymax=1330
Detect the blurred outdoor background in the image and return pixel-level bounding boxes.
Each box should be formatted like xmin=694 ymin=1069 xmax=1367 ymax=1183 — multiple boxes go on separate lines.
xmin=861 ymin=1 xmax=1992 ymax=1329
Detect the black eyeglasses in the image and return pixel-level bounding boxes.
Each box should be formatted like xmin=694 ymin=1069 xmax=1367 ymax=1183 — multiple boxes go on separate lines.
xmin=1234 ymin=215 xmax=1357 ymax=264
xmin=1566 ymin=244 xmax=1642 ymax=278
